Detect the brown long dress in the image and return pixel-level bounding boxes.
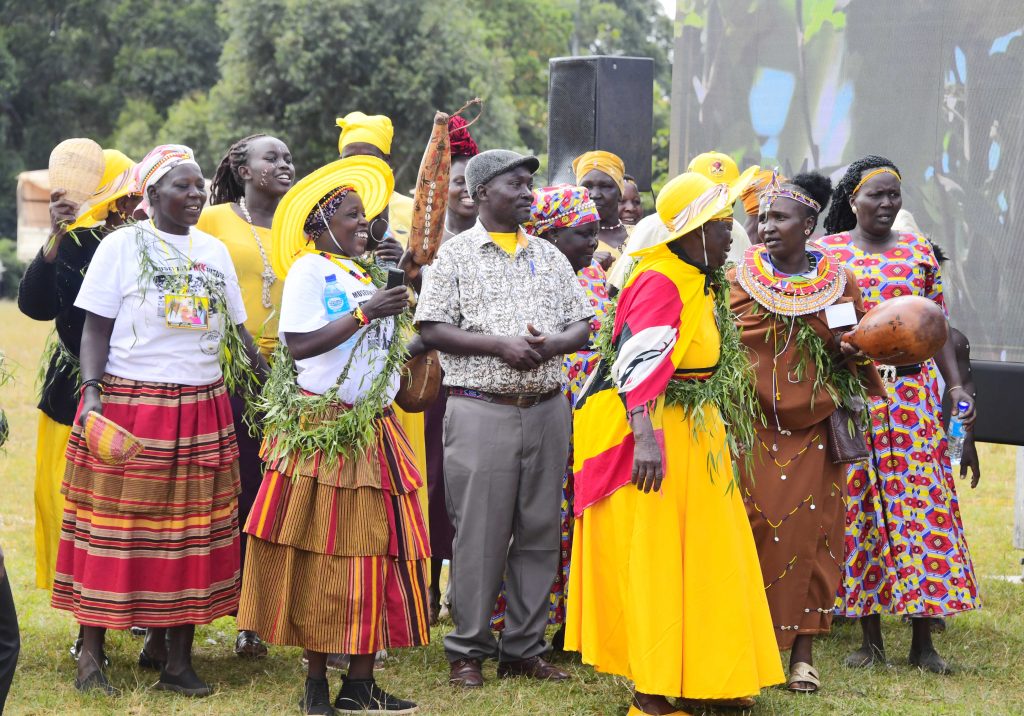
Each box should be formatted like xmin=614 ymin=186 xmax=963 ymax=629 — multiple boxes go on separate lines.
xmin=728 ymin=257 xmax=882 ymax=650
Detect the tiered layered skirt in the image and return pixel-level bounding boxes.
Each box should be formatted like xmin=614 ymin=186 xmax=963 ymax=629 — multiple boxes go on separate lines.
xmin=50 ymin=376 xmax=241 ymax=628
xmin=238 ymin=408 xmax=430 ymax=654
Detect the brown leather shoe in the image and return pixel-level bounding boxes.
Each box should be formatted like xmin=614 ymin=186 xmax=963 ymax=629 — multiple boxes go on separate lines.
xmin=496 ymin=655 xmax=569 ymax=681
xmin=449 ymin=658 xmax=484 ymax=688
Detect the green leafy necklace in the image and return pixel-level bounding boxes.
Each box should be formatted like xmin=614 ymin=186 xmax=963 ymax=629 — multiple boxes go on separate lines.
xmin=255 ymin=257 xmax=412 ymax=467
xmin=131 ymin=223 xmax=259 ymax=398
xmin=594 ymin=261 xmax=761 ymax=489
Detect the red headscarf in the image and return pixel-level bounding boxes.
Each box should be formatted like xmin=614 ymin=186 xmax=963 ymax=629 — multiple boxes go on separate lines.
xmin=448 ymin=115 xmax=479 ymax=158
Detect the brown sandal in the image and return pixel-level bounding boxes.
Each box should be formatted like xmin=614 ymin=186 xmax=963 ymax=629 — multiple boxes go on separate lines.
xmin=788 ymin=662 xmax=820 ymax=693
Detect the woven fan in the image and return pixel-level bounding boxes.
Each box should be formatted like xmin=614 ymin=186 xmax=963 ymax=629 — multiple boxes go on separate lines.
xmin=49 ymin=138 xmax=105 ymax=206
xmin=409 ymin=99 xmax=483 ymax=268
xmin=83 ymin=410 xmax=145 ymax=466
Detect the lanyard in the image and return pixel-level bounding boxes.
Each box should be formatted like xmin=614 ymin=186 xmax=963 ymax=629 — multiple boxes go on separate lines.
xmin=153 ymin=221 xmax=194 ymax=289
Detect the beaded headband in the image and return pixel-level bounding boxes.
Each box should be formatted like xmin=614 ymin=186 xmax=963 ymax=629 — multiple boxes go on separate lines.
xmin=303 ymin=186 xmax=354 ymax=242
xmin=759 ymin=169 xmax=821 ymax=215
xmin=852 ymin=167 xmax=901 ymax=196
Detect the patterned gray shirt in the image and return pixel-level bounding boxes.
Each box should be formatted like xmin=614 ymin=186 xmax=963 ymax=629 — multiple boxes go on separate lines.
xmin=415 ymin=221 xmax=593 ymax=394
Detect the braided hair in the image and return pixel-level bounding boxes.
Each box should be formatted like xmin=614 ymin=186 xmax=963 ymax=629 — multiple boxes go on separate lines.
xmin=209 ymin=133 xmax=269 ymax=206
xmin=822 ymin=154 xmax=901 ymax=235
xmin=785 ymin=172 xmax=832 ymax=229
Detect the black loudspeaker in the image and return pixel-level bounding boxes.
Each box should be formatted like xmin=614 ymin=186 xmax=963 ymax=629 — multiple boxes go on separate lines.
xmin=547 ymin=56 xmax=655 ymax=191
xmin=944 ymin=361 xmax=1024 ymax=446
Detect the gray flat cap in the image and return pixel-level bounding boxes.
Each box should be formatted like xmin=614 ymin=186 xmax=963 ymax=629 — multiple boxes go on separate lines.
xmin=465 ymin=149 xmax=540 ymax=198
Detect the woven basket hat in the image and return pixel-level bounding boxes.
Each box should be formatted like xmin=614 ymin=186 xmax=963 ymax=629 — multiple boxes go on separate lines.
xmin=49 ymin=138 xmax=106 ymax=206
xmin=83 ymin=411 xmax=145 ymax=466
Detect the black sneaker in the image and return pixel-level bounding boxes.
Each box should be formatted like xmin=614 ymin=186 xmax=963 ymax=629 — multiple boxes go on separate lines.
xmin=300 ymin=677 xmax=336 ymax=715
xmin=333 ymin=677 xmax=417 ymax=714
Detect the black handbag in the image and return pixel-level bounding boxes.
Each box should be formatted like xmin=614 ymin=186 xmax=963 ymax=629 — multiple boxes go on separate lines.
xmin=827 ymin=404 xmax=870 ymax=465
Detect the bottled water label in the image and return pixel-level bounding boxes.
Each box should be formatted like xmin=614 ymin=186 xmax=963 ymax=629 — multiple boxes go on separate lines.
xmin=946 ymin=400 xmax=970 ymax=466
xmin=326 ymin=295 xmax=348 ymax=313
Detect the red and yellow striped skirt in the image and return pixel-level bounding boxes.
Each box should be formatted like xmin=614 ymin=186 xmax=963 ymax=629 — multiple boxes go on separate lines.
xmin=238 ymin=408 xmax=431 ymax=654
xmin=50 ymin=375 xmax=241 ymax=628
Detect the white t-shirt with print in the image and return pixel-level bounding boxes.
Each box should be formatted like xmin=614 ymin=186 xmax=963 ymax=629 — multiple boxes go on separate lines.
xmin=279 ymin=252 xmax=399 ymax=405
xmin=74 ymin=222 xmax=247 ymax=386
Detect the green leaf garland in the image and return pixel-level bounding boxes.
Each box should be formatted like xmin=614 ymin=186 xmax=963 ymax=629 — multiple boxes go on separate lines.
xmin=254 ymin=258 xmax=412 ymax=467
xmin=594 ymin=267 xmax=763 ymax=489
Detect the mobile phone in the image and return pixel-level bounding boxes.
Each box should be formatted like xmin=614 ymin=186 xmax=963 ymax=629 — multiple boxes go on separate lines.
xmin=385 ymin=268 xmax=406 ymax=290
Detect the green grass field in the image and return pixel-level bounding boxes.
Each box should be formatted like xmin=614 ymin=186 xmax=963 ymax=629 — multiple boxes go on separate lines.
xmin=1 ymin=299 xmax=1022 ymax=715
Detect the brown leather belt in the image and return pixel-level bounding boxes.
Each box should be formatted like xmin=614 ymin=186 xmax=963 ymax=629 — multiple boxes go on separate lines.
xmin=447 ymin=386 xmax=561 ymax=408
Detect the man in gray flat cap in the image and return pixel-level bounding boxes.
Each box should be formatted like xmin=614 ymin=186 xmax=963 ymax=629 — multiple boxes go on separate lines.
xmin=416 ymin=149 xmax=592 ymax=688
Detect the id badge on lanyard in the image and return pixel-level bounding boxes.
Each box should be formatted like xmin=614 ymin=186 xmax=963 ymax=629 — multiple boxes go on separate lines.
xmin=157 ymin=228 xmax=208 ymax=331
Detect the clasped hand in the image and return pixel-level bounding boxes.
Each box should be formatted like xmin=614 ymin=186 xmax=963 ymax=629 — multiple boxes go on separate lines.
xmin=497 ymin=323 xmax=554 ymax=370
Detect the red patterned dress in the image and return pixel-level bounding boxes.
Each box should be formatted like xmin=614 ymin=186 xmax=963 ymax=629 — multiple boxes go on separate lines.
xmin=820 ymin=232 xmax=980 ymax=617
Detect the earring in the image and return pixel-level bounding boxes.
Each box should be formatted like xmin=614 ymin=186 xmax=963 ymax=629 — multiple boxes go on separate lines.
xmin=804 ymin=228 xmax=812 ymax=236
xmin=370 ymin=216 xmax=389 ymax=233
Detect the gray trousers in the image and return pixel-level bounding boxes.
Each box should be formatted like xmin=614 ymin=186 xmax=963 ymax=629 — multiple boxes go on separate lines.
xmin=442 ymin=394 xmax=570 ymax=663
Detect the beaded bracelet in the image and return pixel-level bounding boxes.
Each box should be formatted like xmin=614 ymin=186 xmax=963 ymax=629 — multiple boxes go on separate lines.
xmin=352 ymin=306 xmax=371 ymax=327
xmin=79 ymin=379 xmax=104 ymax=396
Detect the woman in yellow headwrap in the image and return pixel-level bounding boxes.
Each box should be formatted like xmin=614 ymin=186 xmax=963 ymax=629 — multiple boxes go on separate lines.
xmin=565 ymin=169 xmax=784 ymax=715
xmin=336 ymin=111 xmax=415 ymax=250
xmin=17 ymin=148 xmax=141 ymax=593
xmin=573 ymin=150 xmax=630 ymax=271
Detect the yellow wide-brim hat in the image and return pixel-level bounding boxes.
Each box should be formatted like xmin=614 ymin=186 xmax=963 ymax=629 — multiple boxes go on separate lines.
xmin=648 ymin=165 xmax=759 ymax=249
xmin=271 ymin=155 xmax=394 ymax=279
xmin=68 ymin=149 xmax=138 ymax=231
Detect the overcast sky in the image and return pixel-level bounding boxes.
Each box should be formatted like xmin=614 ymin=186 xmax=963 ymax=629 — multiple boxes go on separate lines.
xmin=660 ymin=0 xmax=675 ymax=18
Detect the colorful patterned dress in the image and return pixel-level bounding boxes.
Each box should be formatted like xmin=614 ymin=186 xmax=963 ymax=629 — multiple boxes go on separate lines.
xmin=491 ymin=262 xmax=610 ymax=628
xmin=820 ymin=232 xmax=980 ymax=617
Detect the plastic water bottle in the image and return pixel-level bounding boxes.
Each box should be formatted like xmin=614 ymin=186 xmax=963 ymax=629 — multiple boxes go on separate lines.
xmin=946 ymin=400 xmax=970 ymax=466
xmin=323 ymin=275 xmax=348 ymax=319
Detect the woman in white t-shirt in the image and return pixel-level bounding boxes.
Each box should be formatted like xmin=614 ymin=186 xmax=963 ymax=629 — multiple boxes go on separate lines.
xmin=51 ymin=145 xmax=267 ymax=698
xmin=237 ymin=156 xmax=429 ymax=716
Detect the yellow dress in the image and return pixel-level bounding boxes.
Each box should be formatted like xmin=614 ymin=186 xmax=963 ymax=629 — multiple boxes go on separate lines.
xmin=566 ymin=244 xmax=783 ymax=699
xmin=196 ymin=203 xmax=283 ymax=359
xmin=35 ymin=413 xmax=73 ymax=588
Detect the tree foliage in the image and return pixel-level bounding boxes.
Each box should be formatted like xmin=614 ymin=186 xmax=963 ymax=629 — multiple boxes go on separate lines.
xmin=1 ymin=0 xmax=672 ymax=232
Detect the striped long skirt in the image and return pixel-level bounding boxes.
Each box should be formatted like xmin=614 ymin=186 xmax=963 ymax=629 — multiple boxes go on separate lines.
xmin=50 ymin=376 xmax=241 ymax=628
xmin=238 ymin=408 xmax=431 ymax=654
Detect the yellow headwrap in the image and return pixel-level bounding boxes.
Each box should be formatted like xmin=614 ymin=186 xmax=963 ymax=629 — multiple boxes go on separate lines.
xmin=572 ymin=150 xmax=626 ymax=194
xmin=336 ymin=111 xmax=394 ymax=155
xmin=68 ymin=149 xmax=138 ymax=230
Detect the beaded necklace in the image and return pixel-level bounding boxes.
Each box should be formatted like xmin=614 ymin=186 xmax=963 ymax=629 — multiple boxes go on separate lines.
xmin=238 ymin=196 xmax=278 ymax=309
xmin=736 ymin=242 xmax=844 ymax=317
xmin=311 ymin=250 xmax=374 ymax=285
